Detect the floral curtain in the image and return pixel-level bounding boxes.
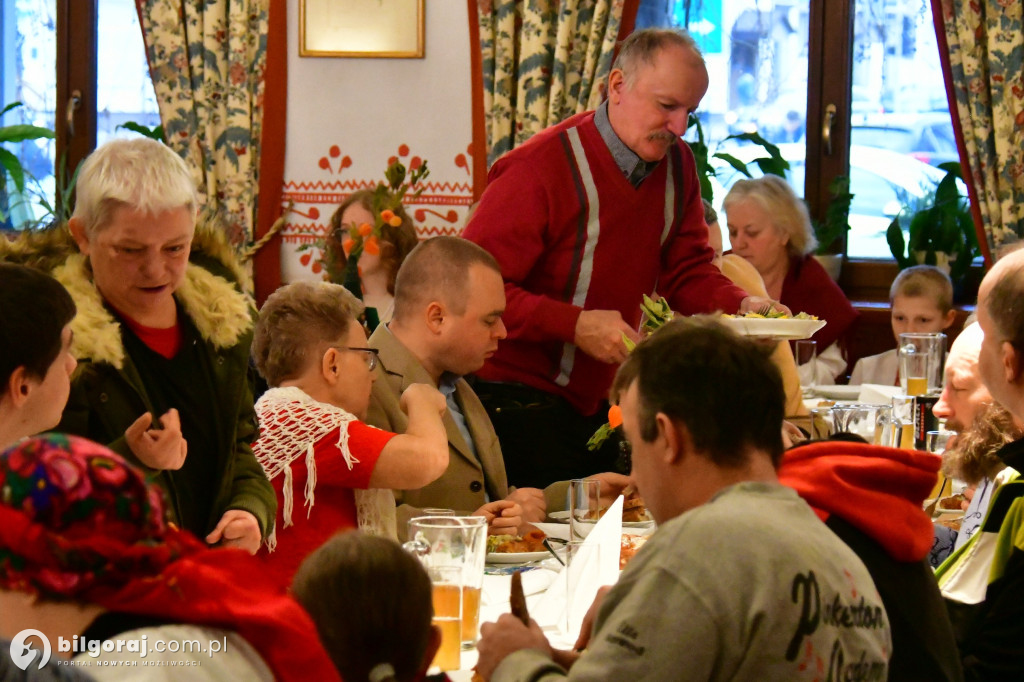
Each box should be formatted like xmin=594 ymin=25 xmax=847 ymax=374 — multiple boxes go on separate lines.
xmin=137 ymin=0 xmax=269 ymax=248
xmin=934 ymin=0 xmax=1024 ymax=260
xmin=478 ymin=0 xmax=626 ymax=168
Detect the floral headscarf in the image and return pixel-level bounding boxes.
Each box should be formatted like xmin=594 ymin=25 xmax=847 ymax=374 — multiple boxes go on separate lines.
xmin=0 ymin=434 xmax=341 ymax=682
xmin=0 ymin=433 xmax=191 ymax=598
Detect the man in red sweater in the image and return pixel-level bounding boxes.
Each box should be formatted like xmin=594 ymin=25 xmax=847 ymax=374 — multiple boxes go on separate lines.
xmin=463 ymin=28 xmax=782 ymax=488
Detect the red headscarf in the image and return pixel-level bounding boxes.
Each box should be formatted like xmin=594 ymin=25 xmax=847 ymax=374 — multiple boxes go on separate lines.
xmin=0 ymin=434 xmax=341 ymax=682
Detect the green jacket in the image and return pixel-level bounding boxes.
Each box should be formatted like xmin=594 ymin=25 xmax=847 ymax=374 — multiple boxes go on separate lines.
xmin=2 ymin=224 xmax=276 ymax=538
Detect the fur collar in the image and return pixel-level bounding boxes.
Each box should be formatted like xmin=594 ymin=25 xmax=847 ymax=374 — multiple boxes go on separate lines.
xmin=3 ymin=221 xmax=254 ymax=369
xmin=53 ymin=254 xmax=253 ymax=370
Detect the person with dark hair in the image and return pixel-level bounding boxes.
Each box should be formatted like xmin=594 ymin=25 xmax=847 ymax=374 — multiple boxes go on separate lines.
xmin=0 ymin=263 xmax=77 ymax=450
xmin=291 ymin=531 xmax=440 ymax=682
xmin=779 ymin=438 xmax=963 ymax=681
xmin=475 ymin=317 xmax=889 ymax=681
xmin=326 ymin=188 xmax=419 ymax=328
xmin=250 ymin=280 xmax=448 ymax=587
xmin=463 ymin=28 xmax=785 ymax=490
xmin=945 ymin=248 xmax=1024 ymax=679
xmin=0 ymin=433 xmax=340 ymax=681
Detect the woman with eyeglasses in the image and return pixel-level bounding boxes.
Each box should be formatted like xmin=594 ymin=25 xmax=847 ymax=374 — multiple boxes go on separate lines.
xmin=250 ymin=281 xmax=450 ymax=589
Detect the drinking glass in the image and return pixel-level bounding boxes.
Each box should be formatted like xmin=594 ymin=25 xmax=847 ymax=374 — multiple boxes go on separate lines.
xmin=403 ymin=516 xmax=487 ymax=657
xmin=831 ymin=404 xmax=891 ymax=444
xmin=418 ymin=508 xmax=455 ymax=517
xmin=426 ymin=565 xmax=462 ymax=672
xmin=795 ymin=339 xmax=817 ymax=396
xmin=564 ymin=540 xmax=602 ymax=638
xmin=569 ymin=479 xmax=602 ymax=541
xmin=926 ymin=430 xmax=955 ymax=454
xmin=898 ymin=333 xmax=946 ymax=396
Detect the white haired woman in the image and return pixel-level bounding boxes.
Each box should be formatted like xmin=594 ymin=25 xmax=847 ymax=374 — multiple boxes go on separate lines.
xmin=723 ymin=175 xmax=858 ymax=384
xmin=2 ymin=137 xmax=276 ymax=554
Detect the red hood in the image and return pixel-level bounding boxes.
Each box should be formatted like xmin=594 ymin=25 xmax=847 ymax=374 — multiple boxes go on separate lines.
xmin=778 ymin=441 xmax=939 ymax=562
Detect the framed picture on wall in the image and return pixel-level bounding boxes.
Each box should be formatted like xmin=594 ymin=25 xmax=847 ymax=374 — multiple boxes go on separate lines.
xmin=299 ymin=0 xmax=425 ymax=58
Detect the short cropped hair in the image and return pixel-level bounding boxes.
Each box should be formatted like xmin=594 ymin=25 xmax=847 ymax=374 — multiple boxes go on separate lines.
xmin=611 ymin=316 xmax=785 ymax=467
xmin=613 ymin=28 xmax=701 ymax=86
xmin=702 ymin=198 xmax=718 ymax=226
xmin=252 ymin=281 xmax=364 ymax=387
xmin=889 ymin=265 xmax=953 ymax=312
xmin=327 ymin=190 xmax=419 ymax=295
xmin=985 ymin=255 xmax=1024 ymax=354
xmin=292 ymin=532 xmax=433 ymax=682
xmin=72 ymin=138 xmax=197 ymax=237
xmin=723 ymin=175 xmax=817 ymax=257
xmin=0 ymin=263 xmax=76 ymax=387
xmin=392 ymin=237 xmax=501 ymax=321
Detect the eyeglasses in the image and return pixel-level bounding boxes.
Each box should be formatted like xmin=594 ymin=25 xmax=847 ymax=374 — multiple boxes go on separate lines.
xmin=329 ymin=346 xmax=380 ymax=371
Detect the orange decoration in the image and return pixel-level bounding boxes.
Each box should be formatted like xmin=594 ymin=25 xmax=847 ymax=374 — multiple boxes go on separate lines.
xmin=607 ymin=404 xmax=623 ymax=429
xmin=363 ymin=236 xmax=380 ymax=256
xmin=388 ymin=216 xmax=402 ymax=227
xmin=342 ymin=238 xmax=355 ymax=256
xmin=380 ymin=209 xmax=395 ymax=222
xmin=358 ymin=222 xmax=373 ymax=237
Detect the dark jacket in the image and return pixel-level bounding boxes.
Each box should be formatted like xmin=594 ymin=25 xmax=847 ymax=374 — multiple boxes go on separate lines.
xmin=2 ymin=224 xmax=275 ymax=538
xmin=779 ymin=440 xmax=963 ymax=681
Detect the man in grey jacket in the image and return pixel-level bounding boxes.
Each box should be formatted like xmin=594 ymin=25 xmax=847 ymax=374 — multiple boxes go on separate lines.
xmin=475 ymin=317 xmax=891 ymax=681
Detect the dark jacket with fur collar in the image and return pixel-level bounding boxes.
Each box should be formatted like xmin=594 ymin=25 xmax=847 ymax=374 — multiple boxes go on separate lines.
xmin=1 ymin=224 xmax=275 ymax=538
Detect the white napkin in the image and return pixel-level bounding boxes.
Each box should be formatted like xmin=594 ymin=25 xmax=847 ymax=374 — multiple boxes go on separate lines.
xmin=859 ymin=383 xmax=901 ymax=404
xmin=531 ymin=496 xmax=623 ymax=635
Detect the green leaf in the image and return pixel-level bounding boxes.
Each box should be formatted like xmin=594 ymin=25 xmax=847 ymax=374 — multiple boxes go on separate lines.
xmin=586 ymin=422 xmax=615 ymax=451
xmin=886 ymin=216 xmax=911 ymax=267
xmin=712 ymin=152 xmax=752 ymax=178
xmin=116 ymin=121 xmax=165 ymax=141
xmin=0 ymin=124 xmax=55 ymax=144
xmin=621 ymin=332 xmax=636 ymax=353
xmin=0 ymin=101 xmax=23 ymax=118
xmin=0 ymin=147 xmax=26 ymax=193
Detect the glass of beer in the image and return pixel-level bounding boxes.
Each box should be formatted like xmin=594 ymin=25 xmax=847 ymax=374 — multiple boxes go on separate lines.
xmin=427 ymin=565 xmax=462 ymax=672
xmin=403 ymin=515 xmax=487 ymax=655
xmin=898 ymin=333 xmax=946 ymax=396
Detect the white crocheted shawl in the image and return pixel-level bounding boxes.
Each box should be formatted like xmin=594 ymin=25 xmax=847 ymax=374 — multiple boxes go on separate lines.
xmin=254 ymin=386 xmax=398 ymax=549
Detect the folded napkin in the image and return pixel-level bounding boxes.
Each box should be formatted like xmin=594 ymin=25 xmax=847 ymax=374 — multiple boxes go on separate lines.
xmin=859 ymin=383 xmax=900 ymax=404
xmin=531 ymin=496 xmax=623 ymax=636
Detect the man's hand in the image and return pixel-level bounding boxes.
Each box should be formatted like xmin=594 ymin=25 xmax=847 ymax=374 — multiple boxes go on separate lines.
xmin=739 ymin=296 xmax=791 ymax=317
xmin=125 ymin=409 xmax=187 ymax=470
xmin=205 ymin=510 xmax=261 ymax=554
xmin=476 ymin=614 xmax=552 ymax=680
xmin=474 ymin=500 xmax=523 ymax=535
xmin=507 ymin=487 xmax=546 ymax=524
xmin=573 ymin=585 xmax=613 ymax=651
xmin=400 ymin=382 xmax=447 ymax=416
xmin=574 ymin=310 xmax=642 ymax=364
xmin=586 ymin=472 xmax=635 ymax=508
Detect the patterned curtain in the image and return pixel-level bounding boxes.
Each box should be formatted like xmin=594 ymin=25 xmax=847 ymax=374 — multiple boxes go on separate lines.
xmin=934 ymin=0 xmax=1024 ymax=259
xmin=137 ymin=0 xmax=269 ymax=248
xmin=478 ymin=0 xmax=626 ymax=168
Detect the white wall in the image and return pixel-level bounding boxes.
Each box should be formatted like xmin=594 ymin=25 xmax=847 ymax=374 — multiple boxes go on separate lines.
xmin=281 ymin=0 xmax=475 ymax=282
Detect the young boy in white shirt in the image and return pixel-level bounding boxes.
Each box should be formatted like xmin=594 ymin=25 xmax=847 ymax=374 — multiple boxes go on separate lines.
xmin=850 ymin=265 xmax=956 ymax=385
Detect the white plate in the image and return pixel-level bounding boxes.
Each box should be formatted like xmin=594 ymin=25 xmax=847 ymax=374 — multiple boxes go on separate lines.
xmin=486 ymin=551 xmax=551 ymax=564
xmin=815 ymin=385 xmax=862 ymax=400
xmin=547 ymin=510 xmax=655 ymax=528
xmin=720 ymin=317 xmax=827 ymax=341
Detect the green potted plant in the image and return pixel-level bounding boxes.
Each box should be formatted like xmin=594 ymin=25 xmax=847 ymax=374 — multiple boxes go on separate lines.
xmin=811 ymin=175 xmax=853 ymax=281
xmin=685 ymin=114 xmax=789 ymax=205
xmin=886 ymin=162 xmax=980 ymax=286
xmin=0 ymin=102 xmax=56 ymax=229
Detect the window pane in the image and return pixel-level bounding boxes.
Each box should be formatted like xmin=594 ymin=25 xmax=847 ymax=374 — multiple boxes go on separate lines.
xmin=1 ymin=0 xmax=56 ymax=229
xmin=96 ymin=0 xmax=161 ymax=146
xmin=848 ymin=0 xmax=956 ymax=259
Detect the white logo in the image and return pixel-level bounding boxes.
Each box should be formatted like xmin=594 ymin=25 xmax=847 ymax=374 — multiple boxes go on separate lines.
xmin=10 ymin=629 xmax=51 ymax=670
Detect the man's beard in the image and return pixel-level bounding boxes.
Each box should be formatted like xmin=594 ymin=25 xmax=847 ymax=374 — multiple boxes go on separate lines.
xmin=941 ymin=402 xmax=1020 ymax=485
